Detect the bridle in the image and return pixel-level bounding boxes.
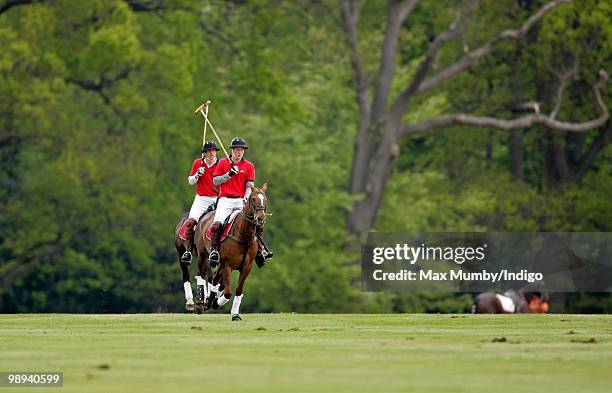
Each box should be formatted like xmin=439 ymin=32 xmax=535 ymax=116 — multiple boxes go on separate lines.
xmin=241 ymin=190 xmax=267 ymax=227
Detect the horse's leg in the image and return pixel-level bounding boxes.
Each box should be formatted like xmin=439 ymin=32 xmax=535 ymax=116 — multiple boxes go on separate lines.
xmin=213 ymin=264 xmax=232 ymax=310
xmin=194 ymin=217 xmax=210 ymax=312
xmin=206 ymin=263 xmax=214 ymax=299
xmin=214 ymin=259 xmax=225 ymax=293
xmin=199 ymin=242 xmax=212 ymax=301
xmin=205 ymin=266 xmax=222 ymax=310
xmin=176 ymin=216 xmax=194 ymax=311
xmin=231 ymin=263 xmax=253 ymax=321
xmin=194 ymin=252 xmax=207 ymax=314
xmin=208 ymin=257 xmax=224 ymax=292
xmin=180 ymin=261 xmax=194 ymax=312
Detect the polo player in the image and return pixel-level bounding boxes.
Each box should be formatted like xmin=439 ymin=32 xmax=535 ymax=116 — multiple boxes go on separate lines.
xmin=178 ymin=141 xmax=219 ymax=262
xmin=209 ymin=137 xmax=273 ymax=267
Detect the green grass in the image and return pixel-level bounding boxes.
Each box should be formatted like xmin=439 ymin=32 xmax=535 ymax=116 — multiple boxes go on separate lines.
xmin=1 ymin=314 xmax=611 ymax=393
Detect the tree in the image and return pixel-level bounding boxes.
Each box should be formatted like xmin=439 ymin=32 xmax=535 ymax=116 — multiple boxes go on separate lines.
xmin=340 ymin=0 xmax=610 ymax=238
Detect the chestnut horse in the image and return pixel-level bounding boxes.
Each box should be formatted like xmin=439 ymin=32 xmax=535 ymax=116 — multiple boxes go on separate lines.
xmin=194 ymin=183 xmax=268 ymax=320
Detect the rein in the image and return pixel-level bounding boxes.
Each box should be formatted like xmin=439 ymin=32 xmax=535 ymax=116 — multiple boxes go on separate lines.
xmin=228 ymin=218 xmax=256 ymax=246
xmin=228 ymin=193 xmax=266 ymax=246
xmin=240 ymin=204 xmax=266 ymax=223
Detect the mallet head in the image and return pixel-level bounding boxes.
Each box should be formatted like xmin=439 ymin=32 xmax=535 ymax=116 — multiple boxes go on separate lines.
xmin=194 ymin=100 xmax=211 ymax=116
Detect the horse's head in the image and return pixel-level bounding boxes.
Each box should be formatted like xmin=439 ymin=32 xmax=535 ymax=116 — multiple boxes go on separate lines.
xmin=245 ymin=183 xmax=268 ymax=227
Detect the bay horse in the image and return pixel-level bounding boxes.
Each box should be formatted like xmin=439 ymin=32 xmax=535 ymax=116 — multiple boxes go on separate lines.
xmin=174 ymin=212 xmax=214 ymax=313
xmin=472 ymin=282 xmax=549 ymax=314
xmin=194 ymin=183 xmax=268 ymax=320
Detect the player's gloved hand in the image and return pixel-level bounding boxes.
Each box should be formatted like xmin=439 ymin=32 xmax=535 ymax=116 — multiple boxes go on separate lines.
xmin=196 ymin=167 xmax=205 ymax=176
xmin=228 ymin=166 xmax=238 ymax=177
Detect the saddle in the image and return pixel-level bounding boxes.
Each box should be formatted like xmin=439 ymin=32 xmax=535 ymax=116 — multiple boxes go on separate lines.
xmin=205 ymin=209 xmax=241 ymax=243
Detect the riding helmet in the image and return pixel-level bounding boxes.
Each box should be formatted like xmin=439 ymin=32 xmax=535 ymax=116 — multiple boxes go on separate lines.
xmin=230 ymin=137 xmax=248 ymax=150
xmin=202 ymin=141 xmax=220 ymax=152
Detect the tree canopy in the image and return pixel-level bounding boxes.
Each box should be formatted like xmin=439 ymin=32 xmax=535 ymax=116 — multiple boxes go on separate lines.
xmin=0 ymin=0 xmax=610 ymax=313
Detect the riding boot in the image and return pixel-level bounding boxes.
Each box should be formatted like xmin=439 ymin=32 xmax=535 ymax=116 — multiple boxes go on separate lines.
xmin=255 ymin=226 xmax=273 ymax=268
xmin=208 ymin=221 xmax=222 ymax=266
xmin=180 ymin=218 xmax=197 ymax=263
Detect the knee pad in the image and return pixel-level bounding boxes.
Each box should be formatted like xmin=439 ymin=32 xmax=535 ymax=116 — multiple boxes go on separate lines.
xmin=180 ymin=218 xmax=198 ymax=240
xmin=211 ymin=221 xmax=222 ymax=234
xmin=186 ymin=218 xmax=197 ymax=234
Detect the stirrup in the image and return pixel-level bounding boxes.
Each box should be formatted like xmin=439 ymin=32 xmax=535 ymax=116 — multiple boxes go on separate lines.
xmin=256 ymin=250 xmax=272 ymax=268
xmin=208 ymin=250 xmax=220 ymax=265
xmin=181 ymin=250 xmax=192 ymax=263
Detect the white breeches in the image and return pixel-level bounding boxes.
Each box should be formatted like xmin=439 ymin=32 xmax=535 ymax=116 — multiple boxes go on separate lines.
xmin=189 ymin=195 xmax=217 ymax=221
xmin=213 ymin=197 xmax=244 ymax=223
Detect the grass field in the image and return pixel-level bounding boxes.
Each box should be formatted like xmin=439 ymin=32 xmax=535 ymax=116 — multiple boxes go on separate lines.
xmin=1 ymin=314 xmax=611 ymax=393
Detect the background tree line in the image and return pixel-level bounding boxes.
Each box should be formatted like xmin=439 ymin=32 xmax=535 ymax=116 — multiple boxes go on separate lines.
xmin=1 ymin=0 xmax=610 ymax=313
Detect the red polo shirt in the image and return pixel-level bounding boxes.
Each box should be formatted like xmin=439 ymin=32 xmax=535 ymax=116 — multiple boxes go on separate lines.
xmin=189 ymin=158 xmax=218 ymax=197
xmin=213 ymin=157 xmax=255 ymax=198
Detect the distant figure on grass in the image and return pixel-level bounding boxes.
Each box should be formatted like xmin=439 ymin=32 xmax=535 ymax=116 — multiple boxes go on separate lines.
xmin=175 ymin=141 xmax=219 ymax=311
xmin=472 ymin=282 xmax=549 ymax=314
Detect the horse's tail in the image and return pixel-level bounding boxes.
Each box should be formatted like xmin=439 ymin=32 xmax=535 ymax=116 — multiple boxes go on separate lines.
xmin=471 ymin=304 xmax=477 ymax=314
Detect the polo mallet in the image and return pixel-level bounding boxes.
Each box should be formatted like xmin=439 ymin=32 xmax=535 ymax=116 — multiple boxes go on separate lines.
xmin=199 ymin=101 xmax=210 ymax=161
xmin=194 ymin=101 xmax=231 ymax=161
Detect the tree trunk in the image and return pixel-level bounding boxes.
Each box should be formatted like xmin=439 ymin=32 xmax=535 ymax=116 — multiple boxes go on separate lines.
xmin=509 ymin=129 xmax=524 ymax=180
xmin=347 ymin=122 xmax=400 ymax=239
xmin=342 ymin=0 xmax=605 ymax=236
xmin=552 ymin=133 xmax=571 ymax=183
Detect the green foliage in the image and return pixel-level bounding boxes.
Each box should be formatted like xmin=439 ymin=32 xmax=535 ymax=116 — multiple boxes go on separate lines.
xmin=3 ymin=314 xmax=612 ymax=392
xmin=0 ymin=1 xmax=610 ymax=314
